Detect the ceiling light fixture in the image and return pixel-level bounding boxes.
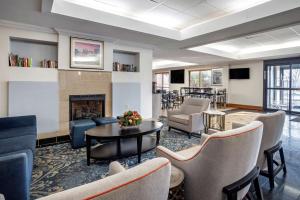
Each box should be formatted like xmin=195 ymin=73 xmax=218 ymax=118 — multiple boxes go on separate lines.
xmin=239 ymin=40 xmax=300 ymax=55
xmin=228 ymin=0 xmax=271 ymax=12
xmin=152 ymin=59 xmax=196 ymax=69
xmin=203 ymin=43 xmax=239 ymax=53
xmin=188 ymin=39 xmax=300 ymax=58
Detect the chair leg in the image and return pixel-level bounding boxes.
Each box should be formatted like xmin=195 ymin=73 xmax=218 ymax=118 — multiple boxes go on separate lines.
xmin=279 ymin=147 xmax=287 ymax=174
xmin=253 ymin=177 xmax=264 ymax=200
xmin=188 ymin=132 xmax=191 ymax=139
xmin=246 ymin=191 xmax=254 ymax=200
xmin=223 ymin=167 xmax=262 ymax=200
xmin=168 ymin=126 xmax=171 ymax=131
xmin=266 ymin=151 xmax=275 ymax=190
xmin=227 ymin=193 xmax=237 ymax=200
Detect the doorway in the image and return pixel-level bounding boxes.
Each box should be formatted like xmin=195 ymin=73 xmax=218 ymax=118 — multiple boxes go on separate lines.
xmin=264 ymin=57 xmax=300 ymax=114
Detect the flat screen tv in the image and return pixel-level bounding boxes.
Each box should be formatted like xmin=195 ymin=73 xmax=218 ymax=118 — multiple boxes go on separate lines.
xmin=229 ymin=68 xmax=250 ymax=79
xmin=170 ymin=69 xmax=185 ymax=83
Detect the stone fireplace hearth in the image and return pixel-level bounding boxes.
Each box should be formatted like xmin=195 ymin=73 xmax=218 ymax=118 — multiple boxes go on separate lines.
xmin=59 ymin=70 xmax=112 ymax=137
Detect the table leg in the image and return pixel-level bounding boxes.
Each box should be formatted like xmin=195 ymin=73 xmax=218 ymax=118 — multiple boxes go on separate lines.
xmin=137 ymin=135 xmax=143 ymax=163
xmin=203 ymin=113 xmax=207 ymax=133
xmin=117 ymin=138 xmax=121 ymax=157
xmin=156 ymin=130 xmax=161 ymax=145
xmin=221 ymin=115 xmax=225 ymax=131
xmin=86 ymin=135 xmax=91 ymax=166
xmin=208 ymin=115 xmax=211 ymax=132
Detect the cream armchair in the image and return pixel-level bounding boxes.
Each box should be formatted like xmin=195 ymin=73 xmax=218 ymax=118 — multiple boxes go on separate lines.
xmin=168 ymin=98 xmax=210 ymax=138
xmin=233 ymin=110 xmax=287 ymax=189
xmin=157 ymin=121 xmax=264 ymax=200
xmin=38 ymin=158 xmax=171 ymax=200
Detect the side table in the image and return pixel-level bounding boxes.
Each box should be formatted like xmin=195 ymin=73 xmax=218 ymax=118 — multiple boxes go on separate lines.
xmin=203 ymin=110 xmax=226 ymax=133
xmin=169 ymin=166 xmax=184 ymax=200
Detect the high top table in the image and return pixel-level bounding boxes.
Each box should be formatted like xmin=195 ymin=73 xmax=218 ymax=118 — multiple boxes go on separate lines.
xmin=85 ymin=120 xmax=163 ymax=165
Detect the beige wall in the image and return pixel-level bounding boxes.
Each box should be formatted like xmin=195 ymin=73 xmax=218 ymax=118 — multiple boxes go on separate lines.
xmin=228 ymin=61 xmax=264 ymax=107
xmin=153 ymin=61 xmax=264 ymax=107
xmin=153 ymin=65 xmax=229 ymax=92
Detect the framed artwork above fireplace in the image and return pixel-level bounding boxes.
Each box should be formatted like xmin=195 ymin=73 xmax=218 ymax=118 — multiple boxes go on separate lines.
xmin=70 ymin=37 xmax=104 ymax=70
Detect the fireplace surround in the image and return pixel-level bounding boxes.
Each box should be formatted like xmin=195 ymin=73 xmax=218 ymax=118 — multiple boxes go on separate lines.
xmin=69 ymin=94 xmax=105 ymax=121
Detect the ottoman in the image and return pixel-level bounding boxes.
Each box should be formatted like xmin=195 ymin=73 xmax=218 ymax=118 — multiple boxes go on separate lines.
xmin=70 ymin=119 xmax=96 ymax=149
xmin=93 ymin=117 xmax=117 ymax=126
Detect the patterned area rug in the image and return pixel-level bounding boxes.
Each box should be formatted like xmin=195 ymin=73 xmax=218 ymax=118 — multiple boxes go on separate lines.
xmin=31 ymin=122 xmax=200 ymax=199
xmin=31 ymin=111 xmax=259 ymax=199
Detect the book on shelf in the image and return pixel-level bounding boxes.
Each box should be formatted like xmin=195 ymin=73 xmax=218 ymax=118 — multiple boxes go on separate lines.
xmin=9 ymin=53 xmax=58 ymax=68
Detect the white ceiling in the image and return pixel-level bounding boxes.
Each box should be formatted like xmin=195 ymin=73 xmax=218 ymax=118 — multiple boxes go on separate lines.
xmin=61 ymin=0 xmax=270 ymax=30
xmin=52 ymin=0 xmax=300 ymax=40
xmin=1 ymin=0 xmax=300 ymax=70
xmin=189 ymin=24 xmax=300 ymax=60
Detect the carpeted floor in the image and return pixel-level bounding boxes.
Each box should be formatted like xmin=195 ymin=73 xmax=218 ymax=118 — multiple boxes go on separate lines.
xmin=30 ymin=111 xmax=260 ymax=199
xmin=30 ymin=120 xmax=201 ymax=199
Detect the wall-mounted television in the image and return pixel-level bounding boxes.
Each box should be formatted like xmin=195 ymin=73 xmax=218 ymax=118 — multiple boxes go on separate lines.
xmin=170 ymin=69 xmax=185 ymax=83
xmin=229 ymin=68 xmax=250 ymax=79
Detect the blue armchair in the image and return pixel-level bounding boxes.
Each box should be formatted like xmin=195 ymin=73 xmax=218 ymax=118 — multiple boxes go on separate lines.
xmin=0 ymin=115 xmax=37 ymax=200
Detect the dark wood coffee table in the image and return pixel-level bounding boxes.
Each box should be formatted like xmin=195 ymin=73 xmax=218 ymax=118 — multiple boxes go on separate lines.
xmin=85 ymin=120 xmax=163 ymax=165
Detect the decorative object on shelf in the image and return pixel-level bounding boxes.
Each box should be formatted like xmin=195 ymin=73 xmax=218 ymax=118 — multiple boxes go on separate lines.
xmin=9 ymin=53 xmax=33 ymax=67
xmin=118 ymin=110 xmax=142 ymax=128
xmin=211 ymin=68 xmax=223 ymax=86
xmin=41 ymin=59 xmax=58 ymax=68
xmin=113 ymin=62 xmax=137 ymax=72
xmin=9 ymin=53 xmax=17 ymax=66
xmin=9 ymin=53 xmax=57 ymax=68
xmin=70 ymin=37 xmax=104 ymax=70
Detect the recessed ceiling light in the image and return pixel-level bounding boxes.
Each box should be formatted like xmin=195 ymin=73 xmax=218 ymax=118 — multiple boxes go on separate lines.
xmin=228 ymin=0 xmax=271 ymax=12
xmin=188 ymin=39 xmax=300 ymax=58
xmin=153 ymin=59 xmax=196 ymax=69
xmin=203 ymin=43 xmax=239 ymax=53
xmin=239 ymin=40 xmax=300 ymax=54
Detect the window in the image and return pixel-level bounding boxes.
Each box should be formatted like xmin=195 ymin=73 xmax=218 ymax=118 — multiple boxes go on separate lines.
xmin=189 ymin=70 xmax=211 ymax=87
xmin=155 ymin=72 xmax=169 ymax=91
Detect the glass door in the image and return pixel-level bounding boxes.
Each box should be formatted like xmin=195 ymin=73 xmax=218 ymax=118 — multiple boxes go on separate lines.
xmin=291 ymin=64 xmax=300 ymax=112
xmin=264 ymin=58 xmax=300 ymax=114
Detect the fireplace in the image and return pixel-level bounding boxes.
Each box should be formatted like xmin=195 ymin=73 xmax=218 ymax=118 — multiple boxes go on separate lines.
xmin=69 ymin=94 xmax=105 ymax=121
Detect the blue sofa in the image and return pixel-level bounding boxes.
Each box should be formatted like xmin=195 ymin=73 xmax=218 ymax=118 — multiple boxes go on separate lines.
xmin=0 ymin=115 xmax=37 ymax=200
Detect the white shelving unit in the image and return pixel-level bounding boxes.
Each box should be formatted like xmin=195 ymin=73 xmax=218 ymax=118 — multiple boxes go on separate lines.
xmin=9 ymin=37 xmax=58 ymax=68
xmin=113 ymin=49 xmax=140 ymax=72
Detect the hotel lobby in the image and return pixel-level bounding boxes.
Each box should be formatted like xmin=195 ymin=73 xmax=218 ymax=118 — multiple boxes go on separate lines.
xmin=0 ymin=0 xmax=300 ymax=200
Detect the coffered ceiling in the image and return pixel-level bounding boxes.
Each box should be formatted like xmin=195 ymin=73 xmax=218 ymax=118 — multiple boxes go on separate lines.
xmin=1 ymin=0 xmax=300 ymax=69
xmin=189 ymin=24 xmax=300 ymax=60
xmin=52 ymin=0 xmax=300 ymax=40
xmin=60 ymin=0 xmax=271 ymax=30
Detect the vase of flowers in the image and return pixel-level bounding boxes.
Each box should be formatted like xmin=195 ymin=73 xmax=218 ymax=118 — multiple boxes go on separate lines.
xmin=119 ymin=111 xmax=142 ymax=129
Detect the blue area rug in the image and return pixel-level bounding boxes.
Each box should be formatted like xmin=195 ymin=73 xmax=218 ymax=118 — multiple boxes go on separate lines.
xmin=31 ymin=122 xmax=200 ymax=199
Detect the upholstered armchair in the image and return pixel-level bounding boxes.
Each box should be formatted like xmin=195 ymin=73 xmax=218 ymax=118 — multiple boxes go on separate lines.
xmin=38 ymin=158 xmax=171 ymax=200
xmin=168 ymin=98 xmax=210 ymax=138
xmin=157 ymin=121 xmax=264 ymax=200
xmin=233 ymin=110 xmax=287 ymax=189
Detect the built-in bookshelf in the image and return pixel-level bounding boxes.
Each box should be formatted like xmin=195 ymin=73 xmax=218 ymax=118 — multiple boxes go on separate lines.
xmin=113 ymin=50 xmax=139 ymax=72
xmin=9 ymin=37 xmax=58 ymax=69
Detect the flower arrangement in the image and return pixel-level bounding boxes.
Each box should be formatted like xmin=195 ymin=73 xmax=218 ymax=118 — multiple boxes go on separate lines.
xmin=119 ymin=110 xmax=142 ymax=127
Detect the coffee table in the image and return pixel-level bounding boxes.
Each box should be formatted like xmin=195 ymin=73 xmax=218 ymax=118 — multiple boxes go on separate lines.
xmin=85 ymin=120 xmax=163 ymax=165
